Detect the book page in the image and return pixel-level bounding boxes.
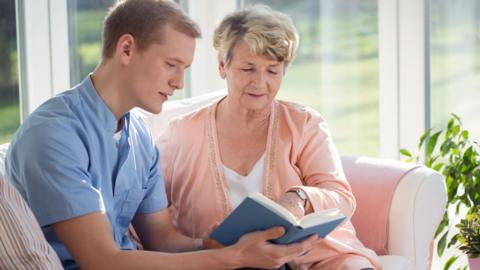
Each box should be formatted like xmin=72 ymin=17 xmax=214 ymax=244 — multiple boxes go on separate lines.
xmin=299 ymin=208 xmax=343 ymax=228
xmin=250 ymin=193 xmax=298 ymax=225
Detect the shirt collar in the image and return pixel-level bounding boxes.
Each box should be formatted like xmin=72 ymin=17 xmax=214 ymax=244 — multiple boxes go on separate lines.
xmin=78 ymin=75 xmax=129 ymax=134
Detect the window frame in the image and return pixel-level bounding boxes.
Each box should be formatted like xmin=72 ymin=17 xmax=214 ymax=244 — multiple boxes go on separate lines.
xmin=16 ymin=0 xmax=70 ymax=119
xmin=378 ymin=0 xmax=430 ymax=159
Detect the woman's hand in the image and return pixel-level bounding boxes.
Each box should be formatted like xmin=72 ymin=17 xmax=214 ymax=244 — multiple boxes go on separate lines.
xmin=277 ymin=192 xmax=306 ymax=220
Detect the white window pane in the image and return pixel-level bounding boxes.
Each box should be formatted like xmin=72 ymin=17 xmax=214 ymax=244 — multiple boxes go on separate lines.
xmin=0 ymin=0 xmax=20 ymax=143
xmin=68 ymin=0 xmax=115 ymax=86
xmin=243 ymin=0 xmax=379 ymax=156
xmin=430 ymin=0 xmax=480 ymax=140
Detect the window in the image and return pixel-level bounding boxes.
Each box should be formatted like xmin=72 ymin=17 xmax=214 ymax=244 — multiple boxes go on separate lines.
xmin=0 ymin=0 xmax=20 ymax=143
xmin=68 ymin=0 xmax=188 ymax=100
xmin=242 ymin=0 xmax=379 ymax=156
xmin=68 ymin=0 xmax=115 ymax=85
xmin=430 ymin=0 xmax=480 ymax=141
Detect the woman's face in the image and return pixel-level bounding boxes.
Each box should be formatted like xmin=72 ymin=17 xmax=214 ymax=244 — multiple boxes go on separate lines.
xmin=219 ymin=41 xmax=285 ymax=112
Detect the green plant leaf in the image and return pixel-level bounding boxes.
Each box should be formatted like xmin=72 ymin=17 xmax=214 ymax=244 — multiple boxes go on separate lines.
xmin=400 ymin=148 xmax=412 ymax=158
xmin=427 ymin=155 xmax=439 ymax=168
xmin=447 ymin=233 xmax=458 ymax=248
xmin=426 ymin=131 xmax=442 ymax=159
xmin=438 ymin=231 xmax=448 ymax=257
xmin=433 ymin=162 xmax=444 ymax=172
xmin=463 ymin=147 xmax=474 ymax=168
xmin=456 ymin=201 xmax=462 ymax=213
xmin=435 ymin=217 xmax=448 ymax=238
xmin=442 ymin=255 xmax=458 ymax=270
xmin=419 ymin=129 xmax=431 ymax=149
xmin=451 ymin=113 xmax=461 ymax=123
xmin=448 ymin=118 xmax=454 ymax=132
xmin=440 ymin=139 xmax=454 ymax=156
xmin=462 ymin=130 xmax=469 ymax=140
xmin=452 ymin=125 xmax=460 ymax=137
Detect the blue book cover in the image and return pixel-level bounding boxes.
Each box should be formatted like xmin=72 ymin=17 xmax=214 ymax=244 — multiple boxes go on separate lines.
xmin=210 ymin=193 xmax=346 ymax=246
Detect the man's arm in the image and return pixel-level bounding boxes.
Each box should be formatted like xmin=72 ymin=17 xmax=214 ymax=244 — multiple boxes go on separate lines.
xmin=132 ymin=208 xmax=201 ymax=252
xmin=52 ymin=211 xmax=318 ymax=270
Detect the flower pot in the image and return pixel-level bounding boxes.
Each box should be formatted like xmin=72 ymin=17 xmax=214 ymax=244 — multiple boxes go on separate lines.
xmin=468 ymin=257 xmax=480 ymax=270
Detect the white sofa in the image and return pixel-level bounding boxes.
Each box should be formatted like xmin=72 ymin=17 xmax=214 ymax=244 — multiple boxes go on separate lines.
xmin=0 ymin=91 xmax=446 ymax=270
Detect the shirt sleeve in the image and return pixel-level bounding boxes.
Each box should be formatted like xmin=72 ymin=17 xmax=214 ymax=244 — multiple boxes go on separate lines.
xmin=294 ymin=113 xmax=356 ymax=218
xmin=6 ymin=121 xmax=105 ymax=227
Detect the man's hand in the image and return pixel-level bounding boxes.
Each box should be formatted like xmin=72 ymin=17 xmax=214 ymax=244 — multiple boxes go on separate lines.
xmin=201 ymin=222 xmax=224 ymax=249
xmin=227 ymin=227 xmax=318 ymax=269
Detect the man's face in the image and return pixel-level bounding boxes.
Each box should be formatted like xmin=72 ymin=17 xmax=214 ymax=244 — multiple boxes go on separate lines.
xmin=127 ymin=25 xmax=196 ymax=114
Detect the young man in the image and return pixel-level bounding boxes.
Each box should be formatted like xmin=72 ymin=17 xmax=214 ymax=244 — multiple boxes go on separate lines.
xmin=5 ymin=0 xmax=317 ymax=269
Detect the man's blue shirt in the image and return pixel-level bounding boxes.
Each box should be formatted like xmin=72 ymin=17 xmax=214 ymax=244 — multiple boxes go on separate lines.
xmin=5 ymin=76 xmax=168 ymax=269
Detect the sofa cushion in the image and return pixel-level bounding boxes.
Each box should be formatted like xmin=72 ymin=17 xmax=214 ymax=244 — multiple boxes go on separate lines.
xmin=0 ymin=174 xmax=63 ymax=269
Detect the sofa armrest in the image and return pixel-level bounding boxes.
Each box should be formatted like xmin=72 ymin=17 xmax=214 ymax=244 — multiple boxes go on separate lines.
xmin=342 ymin=155 xmax=446 ymax=270
xmin=388 ymin=166 xmax=446 ymax=270
xmin=343 ymin=156 xmax=419 ymax=255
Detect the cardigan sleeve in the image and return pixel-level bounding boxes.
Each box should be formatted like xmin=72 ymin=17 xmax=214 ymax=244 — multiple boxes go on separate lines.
xmin=292 ymin=113 xmax=356 ymax=218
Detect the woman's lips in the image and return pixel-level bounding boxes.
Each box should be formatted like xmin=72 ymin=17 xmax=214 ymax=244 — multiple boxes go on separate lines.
xmin=247 ymin=93 xmax=265 ymax=98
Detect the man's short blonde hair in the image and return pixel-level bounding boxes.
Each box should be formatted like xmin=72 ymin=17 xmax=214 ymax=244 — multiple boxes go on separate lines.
xmin=213 ymin=5 xmax=299 ymax=67
xmin=102 ymin=0 xmax=201 ymax=59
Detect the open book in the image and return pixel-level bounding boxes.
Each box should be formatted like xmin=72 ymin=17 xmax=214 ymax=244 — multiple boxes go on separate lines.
xmin=210 ymin=193 xmax=346 ymax=245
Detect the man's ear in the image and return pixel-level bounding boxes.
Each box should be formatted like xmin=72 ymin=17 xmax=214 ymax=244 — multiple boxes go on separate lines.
xmin=116 ymin=33 xmax=136 ymax=65
xmin=218 ymin=55 xmax=226 ymax=79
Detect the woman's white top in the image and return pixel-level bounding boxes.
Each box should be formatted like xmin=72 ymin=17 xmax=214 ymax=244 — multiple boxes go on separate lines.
xmin=223 ymin=153 xmax=265 ymax=209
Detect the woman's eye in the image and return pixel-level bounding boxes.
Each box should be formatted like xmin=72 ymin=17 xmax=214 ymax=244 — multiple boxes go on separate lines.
xmin=268 ymin=70 xmax=278 ymax=75
xmin=166 ymin=62 xmax=176 ymax=68
xmin=241 ymin=68 xmax=253 ymax=72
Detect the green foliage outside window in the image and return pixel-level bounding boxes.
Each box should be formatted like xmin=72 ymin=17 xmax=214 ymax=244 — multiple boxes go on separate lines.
xmin=0 ymin=0 xmax=20 ymax=143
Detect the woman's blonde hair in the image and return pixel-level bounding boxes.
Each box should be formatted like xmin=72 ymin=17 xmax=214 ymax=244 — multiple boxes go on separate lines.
xmin=213 ymin=5 xmax=299 ymax=67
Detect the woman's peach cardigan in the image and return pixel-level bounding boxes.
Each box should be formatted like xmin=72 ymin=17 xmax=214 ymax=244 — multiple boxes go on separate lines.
xmin=157 ymin=98 xmax=381 ymax=270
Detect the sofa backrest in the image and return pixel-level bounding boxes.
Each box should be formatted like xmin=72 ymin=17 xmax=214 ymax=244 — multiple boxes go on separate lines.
xmin=135 ymin=89 xmax=226 ymax=141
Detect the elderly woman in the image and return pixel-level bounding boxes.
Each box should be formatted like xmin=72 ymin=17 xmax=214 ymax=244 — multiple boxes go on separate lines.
xmin=158 ymin=6 xmax=380 ymax=270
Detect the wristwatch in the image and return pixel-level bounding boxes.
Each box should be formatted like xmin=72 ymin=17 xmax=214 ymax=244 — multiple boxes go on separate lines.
xmin=288 ymin=188 xmax=308 ymax=208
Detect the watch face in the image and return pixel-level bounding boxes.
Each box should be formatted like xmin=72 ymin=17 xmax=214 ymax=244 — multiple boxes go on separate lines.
xmin=293 ymin=189 xmax=308 ymax=208
xmin=296 ymin=189 xmax=307 ymax=200
xmin=288 ymin=189 xmax=308 ymax=207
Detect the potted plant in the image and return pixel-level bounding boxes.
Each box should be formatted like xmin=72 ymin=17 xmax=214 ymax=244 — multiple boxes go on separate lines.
xmin=400 ymin=114 xmax=480 ymax=269
xmin=456 ymin=209 xmax=480 ymax=269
